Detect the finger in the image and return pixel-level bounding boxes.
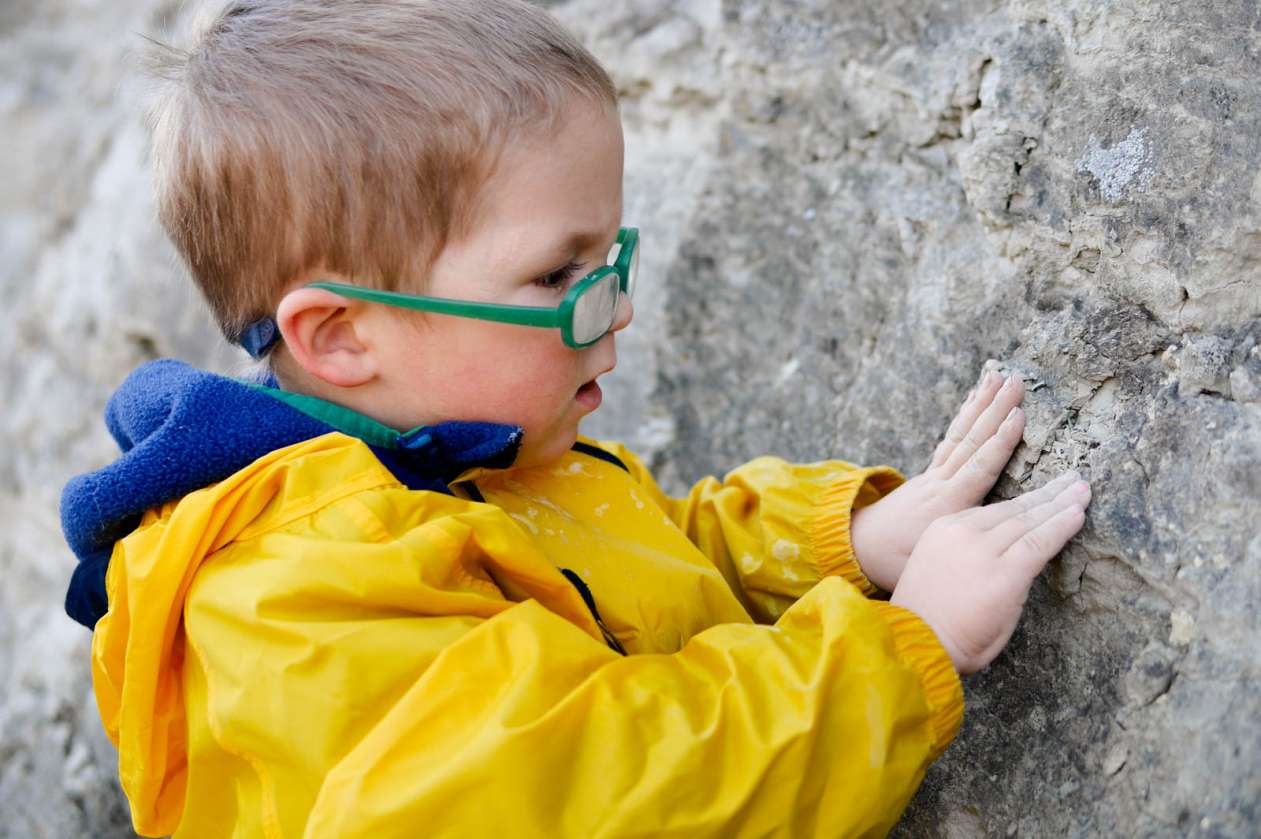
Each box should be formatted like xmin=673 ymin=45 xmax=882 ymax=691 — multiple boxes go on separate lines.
xmin=931 ymin=371 xmax=1004 ymax=468
xmin=987 ymin=480 xmax=1091 ymax=551
xmin=964 ymin=471 xmax=1081 ymax=529
xmin=952 ymin=406 xmax=1026 ymax=496
xmin=1002 ymin=503 xmax=1087 ymax=574
xmin=940 ymin=374 xmax=1026 ymax=476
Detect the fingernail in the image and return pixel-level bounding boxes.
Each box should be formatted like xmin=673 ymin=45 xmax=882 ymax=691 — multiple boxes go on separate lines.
xmin=1002 ymin=375 xmax=1018 ymax=391
xmin=1005 ymin=407 xmax=1021 ymax=422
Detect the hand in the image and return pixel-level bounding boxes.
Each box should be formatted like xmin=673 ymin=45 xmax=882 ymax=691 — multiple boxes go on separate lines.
xmin=890 ymin=471 xmax=1091 ymax=674
xmin=850 ymin=370 xmax=1027 ymax=591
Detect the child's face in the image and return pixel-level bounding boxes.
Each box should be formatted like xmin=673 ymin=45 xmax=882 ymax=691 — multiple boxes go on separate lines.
xmin=362 ymin=99 xmax=629 ymax=468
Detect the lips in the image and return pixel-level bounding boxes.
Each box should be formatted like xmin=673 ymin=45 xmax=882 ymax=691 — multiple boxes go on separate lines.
xmin=575 ymin=379 xmax=603 ymax=410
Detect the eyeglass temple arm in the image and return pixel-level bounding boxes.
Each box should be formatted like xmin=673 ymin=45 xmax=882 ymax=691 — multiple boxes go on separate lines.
xmin=306 ymin=282 xmax=563 ymax=329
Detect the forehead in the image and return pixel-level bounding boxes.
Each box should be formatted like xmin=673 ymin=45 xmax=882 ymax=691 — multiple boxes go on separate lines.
xmin=461 ymin=100 xmax=625 ymax=269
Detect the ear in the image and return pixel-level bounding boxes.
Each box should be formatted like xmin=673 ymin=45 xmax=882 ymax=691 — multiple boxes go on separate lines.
xmin=275 ymin=287 xmax=377 ymax=388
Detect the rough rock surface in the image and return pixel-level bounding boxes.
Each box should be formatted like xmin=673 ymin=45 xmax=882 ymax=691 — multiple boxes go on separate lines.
xmin=2 ymin=0 xmax=1258 ymax=836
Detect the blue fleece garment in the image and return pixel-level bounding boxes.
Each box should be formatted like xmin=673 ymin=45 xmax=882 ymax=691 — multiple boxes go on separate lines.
xmin=61 ymin=359 xmax=522 ymax=629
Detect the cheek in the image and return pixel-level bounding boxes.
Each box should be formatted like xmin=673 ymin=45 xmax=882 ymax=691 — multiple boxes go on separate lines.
xmin=495 ymin=336 xmax=579 ymax=396
xmin=443 ymin=327 xmax=579 ymax=414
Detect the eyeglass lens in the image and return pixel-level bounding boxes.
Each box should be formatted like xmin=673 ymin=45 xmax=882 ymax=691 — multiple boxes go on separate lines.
xmin=625 ymin=243 xmax=639 ymax=297
xmin=572 ymin=272 xmax=620 ymax=344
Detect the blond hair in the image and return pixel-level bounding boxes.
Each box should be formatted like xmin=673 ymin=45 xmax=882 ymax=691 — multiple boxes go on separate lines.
xmin=145 ymin=0 xmax=616 ymax=344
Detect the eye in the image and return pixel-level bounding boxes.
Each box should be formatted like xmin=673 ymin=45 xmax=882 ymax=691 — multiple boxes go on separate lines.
xmin=535 ymin=260 xmax=583 ymax=291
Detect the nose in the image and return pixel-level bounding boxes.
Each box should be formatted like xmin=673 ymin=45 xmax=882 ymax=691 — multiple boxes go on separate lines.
xmin=609 ymin=292 xmax=634 ymax=333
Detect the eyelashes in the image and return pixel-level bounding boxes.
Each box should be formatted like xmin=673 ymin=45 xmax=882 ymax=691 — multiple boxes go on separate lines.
xmin=535 ymin=260 xmax=584 ymax=290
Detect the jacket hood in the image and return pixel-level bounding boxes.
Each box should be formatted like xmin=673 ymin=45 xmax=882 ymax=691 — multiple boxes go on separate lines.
xmin=62 ymin=359 xmax=522 ymax=628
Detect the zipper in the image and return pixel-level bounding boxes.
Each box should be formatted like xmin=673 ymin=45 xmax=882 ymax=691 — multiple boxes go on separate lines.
xmin=454 ymin=481 xmax=625 ymax=656
xmin=560 ymin=568 xmax=627 ymax=656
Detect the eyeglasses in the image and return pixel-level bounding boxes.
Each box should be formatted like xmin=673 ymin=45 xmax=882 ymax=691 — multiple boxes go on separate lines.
xmin=308 ymin=227 xmax=639 ymax=349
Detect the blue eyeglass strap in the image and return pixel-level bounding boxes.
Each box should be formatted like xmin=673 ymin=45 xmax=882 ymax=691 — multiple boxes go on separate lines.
xmin=238 ymin=317 xmax=281 ymax=359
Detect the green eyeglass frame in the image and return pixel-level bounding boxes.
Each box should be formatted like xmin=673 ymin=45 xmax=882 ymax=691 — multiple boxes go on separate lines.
xmin=308 ymin=227 xmax=639 ymax=349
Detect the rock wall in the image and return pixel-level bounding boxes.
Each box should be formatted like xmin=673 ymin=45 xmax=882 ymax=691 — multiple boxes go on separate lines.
xmin=2 ymin=1 xmax=1257 ymax=836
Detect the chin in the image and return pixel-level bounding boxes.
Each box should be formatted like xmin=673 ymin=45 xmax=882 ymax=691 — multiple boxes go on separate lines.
xmin=514 ymin=427 xmax=579 ymax=470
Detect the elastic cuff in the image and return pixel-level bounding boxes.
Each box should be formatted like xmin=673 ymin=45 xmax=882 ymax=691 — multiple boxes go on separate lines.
xmin=809 ymin=467 xmax=903 ymax=597
xmin=873 ymin=602 xmax=965 ymax=759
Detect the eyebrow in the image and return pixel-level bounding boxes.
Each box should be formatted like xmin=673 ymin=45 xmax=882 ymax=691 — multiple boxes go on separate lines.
xmin=534 ymin=225 xmax=621 ymax=266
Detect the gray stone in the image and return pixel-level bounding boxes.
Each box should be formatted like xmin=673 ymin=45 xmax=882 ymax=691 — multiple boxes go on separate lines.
xmin=1123 ymin=641 xmax=1177 ymax=707
xmin=628 ymin=1 xmax=1261 ymax=836
xmin=1176 ymin=335 xmax=1234 ymax=397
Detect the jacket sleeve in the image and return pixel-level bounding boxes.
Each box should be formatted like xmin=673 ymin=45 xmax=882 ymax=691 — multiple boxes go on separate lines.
xmin=593 ymin=440 xmax=905 ymax=622
xmin=184 ymin=503 xmax=962 ymax=839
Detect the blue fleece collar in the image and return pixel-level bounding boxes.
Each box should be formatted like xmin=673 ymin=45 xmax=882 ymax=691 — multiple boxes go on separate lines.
xmin=61 ymin=359 xmax=522 ymax=629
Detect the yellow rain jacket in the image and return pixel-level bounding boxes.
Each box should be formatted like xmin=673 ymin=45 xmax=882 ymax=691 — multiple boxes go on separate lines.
xmin=68 ymin=362 xmax=964 ymax=838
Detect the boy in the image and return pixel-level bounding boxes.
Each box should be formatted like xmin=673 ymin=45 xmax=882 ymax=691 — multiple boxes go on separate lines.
xmin=61 ymin=1 xmax=1091 ymax=836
